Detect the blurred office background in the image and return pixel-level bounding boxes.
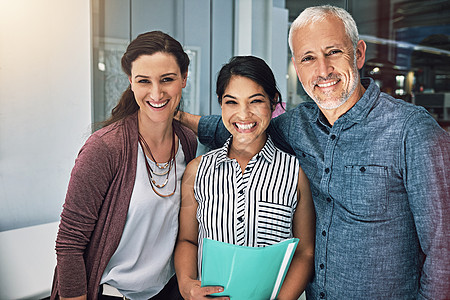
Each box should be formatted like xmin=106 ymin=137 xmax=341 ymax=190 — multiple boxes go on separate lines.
xmin=0 ymin=0 xmax=449 ymax=298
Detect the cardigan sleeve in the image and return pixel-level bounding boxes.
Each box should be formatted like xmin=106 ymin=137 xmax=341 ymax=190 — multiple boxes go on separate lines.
xmin=55 ymin=133 xmax=118 ymax=298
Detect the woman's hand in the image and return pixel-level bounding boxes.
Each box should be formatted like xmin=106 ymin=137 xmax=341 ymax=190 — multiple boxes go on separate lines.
xmin=181 ymin=279 xmax=228 ymax=300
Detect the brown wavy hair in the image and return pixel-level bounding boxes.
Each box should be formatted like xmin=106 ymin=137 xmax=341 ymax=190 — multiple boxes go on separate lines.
xmin=101 ymin=31 xmax=190 ymax=127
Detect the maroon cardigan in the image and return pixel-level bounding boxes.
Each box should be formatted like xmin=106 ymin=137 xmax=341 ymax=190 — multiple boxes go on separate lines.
xmin=51 ymin=112 xmax=197 ymax=299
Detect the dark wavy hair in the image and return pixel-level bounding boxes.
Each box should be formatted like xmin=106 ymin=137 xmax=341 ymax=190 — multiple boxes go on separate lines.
xmin=216 ymin=56 xmax=282 ymax=110
xmin=102 ymin=31 xmax=190 ymax=127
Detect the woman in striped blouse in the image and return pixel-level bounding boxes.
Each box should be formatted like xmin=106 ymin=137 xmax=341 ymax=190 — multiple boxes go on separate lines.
xmin=174 ymin=56 xmax=315 ymax=300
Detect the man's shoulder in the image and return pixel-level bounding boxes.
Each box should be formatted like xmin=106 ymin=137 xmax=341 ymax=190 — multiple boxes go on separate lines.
xmin=377 ymin=92 xmax=430 ymax=118
xmin=275 ymin=101 xmax=317 ymax=121
xmin=292 ymin=101 xmax=317 ymax=112
xmin=370 ymin=92 xmax=445 ymax=139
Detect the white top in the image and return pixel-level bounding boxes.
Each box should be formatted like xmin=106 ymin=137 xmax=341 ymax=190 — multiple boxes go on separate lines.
xmin=101 ymin=141 xmax=186 ymax=300
xmin=195 ymin=137 xmax=299 ymax=274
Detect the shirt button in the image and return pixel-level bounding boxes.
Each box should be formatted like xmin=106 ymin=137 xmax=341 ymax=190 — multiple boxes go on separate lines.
xmin=320 ymin=263 xmax=324 ymax=269
xmin=245 ymin=166 xmax=251 ymax=171
xmin=237 ymin=216 xmax=244 ymax=222
xmin=322 ymin=231 xmax=326 ymax=236
xmin=325 ymin=168 xmax=330 ymax=174
xmin=239 ymin=190 xmax=244 ymax=195
xmin=320 ymin=292 xmax=326 ymax=299
xmin=326 ymin=197 xmax=331 ymax=203
xmin=330 ymin=134 xmax=336 ymax=140
xmin=302 ymin=152 xmax=306 ymax=157
xmin=360 ymin=166 xmax=366 ymax=172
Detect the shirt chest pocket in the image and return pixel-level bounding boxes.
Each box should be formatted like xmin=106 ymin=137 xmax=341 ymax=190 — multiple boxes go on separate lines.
xmin=257 ymin=201 xmax=294 ymax=245
xmin=344 ymin=165 xmax=389 ymax=217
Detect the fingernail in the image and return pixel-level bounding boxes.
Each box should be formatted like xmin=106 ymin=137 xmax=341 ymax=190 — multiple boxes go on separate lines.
xmin=218 ymin=287 xmax=224 ymax=292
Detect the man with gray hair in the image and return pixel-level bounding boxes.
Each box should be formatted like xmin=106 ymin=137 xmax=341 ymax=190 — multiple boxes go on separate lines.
xmin=178 ymin=5 xmax=449 ymax=299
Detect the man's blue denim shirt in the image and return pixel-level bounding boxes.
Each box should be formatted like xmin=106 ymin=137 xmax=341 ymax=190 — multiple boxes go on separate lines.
xmin=198 ymin=78 xmax=450 ymax=299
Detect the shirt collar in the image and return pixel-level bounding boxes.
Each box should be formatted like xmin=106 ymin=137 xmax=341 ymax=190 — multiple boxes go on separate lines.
xmin=214 ymin=136 xmax=276 ymax=168
xmin=341 ymin=77 xmax=380 ymax=124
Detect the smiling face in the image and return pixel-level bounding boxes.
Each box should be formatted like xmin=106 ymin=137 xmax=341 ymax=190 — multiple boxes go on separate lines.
xmin=291 ymin=15 xmax=366 ymax=114
xmin=221 ymin=75 xmax=273 ymax=152
xmin=130 ymin=52 xmax=187 ymax=125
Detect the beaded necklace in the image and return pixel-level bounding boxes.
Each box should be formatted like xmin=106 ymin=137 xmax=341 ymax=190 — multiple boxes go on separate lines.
xmin=138 ymin=129 xmax=177 ymax=198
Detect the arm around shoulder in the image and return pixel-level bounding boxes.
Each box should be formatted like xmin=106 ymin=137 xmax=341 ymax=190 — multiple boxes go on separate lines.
xmin=177 ymin=110 xmax=231 ymax=150
xmin=176 ymin=111 xmax=201 ymax=136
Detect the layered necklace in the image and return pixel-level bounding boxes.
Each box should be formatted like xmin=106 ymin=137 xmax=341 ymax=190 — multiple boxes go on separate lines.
xmin=138 ymin=128 xmax=177 ymax=198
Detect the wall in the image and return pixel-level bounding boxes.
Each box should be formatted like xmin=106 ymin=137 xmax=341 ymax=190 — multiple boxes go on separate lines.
xmin=234 ymin=0 xmax=288 ymax=107
xmin=0 ymin=0 xmax=92 ymax=231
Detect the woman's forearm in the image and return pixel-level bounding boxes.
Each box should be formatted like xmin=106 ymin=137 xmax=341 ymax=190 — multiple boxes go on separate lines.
xmin=277 ymin=250 xmax=314 ymax=300
xmin=174 ymin=239 xmax=200 ymax=295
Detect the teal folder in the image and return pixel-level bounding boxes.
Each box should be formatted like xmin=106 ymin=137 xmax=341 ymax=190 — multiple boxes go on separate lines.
xmin=200 ymin=238 xmax=299 ymax=300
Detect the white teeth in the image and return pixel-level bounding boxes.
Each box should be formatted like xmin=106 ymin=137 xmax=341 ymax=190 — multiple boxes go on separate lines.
xmin=235 ymin=122 xmax=256 ymax=130
xmin=317 ymin=80 xmax=338 ymax=88
xmin=149 ymin=100 xmax=169 ymax=108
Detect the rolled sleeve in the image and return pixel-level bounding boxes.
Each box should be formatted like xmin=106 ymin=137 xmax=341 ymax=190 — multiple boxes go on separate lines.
xmin=198 ymin=115 xmax=230 ymax=149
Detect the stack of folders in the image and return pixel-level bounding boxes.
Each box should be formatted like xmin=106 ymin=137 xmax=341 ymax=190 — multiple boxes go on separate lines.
xmin=201 ymin=238 xmax=299 ymax=300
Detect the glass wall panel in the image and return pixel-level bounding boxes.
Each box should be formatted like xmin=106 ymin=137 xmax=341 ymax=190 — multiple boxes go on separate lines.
xmin=91 ymin=0 xmax=131 ymax=127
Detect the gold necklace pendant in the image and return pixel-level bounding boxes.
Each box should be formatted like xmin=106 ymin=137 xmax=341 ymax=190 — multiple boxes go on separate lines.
xmin=152 ymin=177 xmax=169 ymax=188
xmin=148 ymin=158 xmax=172 ymax=176
xmin=151 ymin=167 xmax=170 ymax=176
xmin=155 ymin=162 xmax=169 ymax=169
xmin=138 ymin=128 xmax=177 ymax=198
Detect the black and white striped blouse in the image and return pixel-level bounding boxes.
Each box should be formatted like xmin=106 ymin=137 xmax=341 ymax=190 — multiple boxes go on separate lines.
xmin=195 ymin=136 xmax=299 ymax=262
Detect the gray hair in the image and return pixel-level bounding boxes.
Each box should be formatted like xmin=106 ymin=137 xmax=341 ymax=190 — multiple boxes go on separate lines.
xmin=288 ymin=5 xmax=359 ymax=53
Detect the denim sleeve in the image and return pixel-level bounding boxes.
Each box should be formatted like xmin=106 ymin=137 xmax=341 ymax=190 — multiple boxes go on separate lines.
xmin=198 ymin=115 xmax=230 ymax=149
xmin=268 ymin=111 xmax=295 ymax=154
xmin=402 ymin=110 xmax=450 ymax=299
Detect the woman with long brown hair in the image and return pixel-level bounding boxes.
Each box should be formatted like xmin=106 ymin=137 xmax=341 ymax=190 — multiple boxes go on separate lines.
xmin=51 ymin=31 xmax=197 ymax=300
